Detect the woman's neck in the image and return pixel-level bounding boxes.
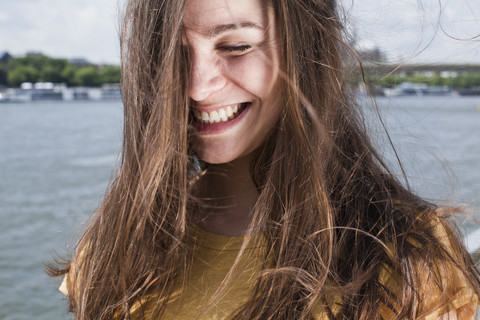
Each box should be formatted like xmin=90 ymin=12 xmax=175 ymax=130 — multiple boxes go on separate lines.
xmin=195 ymin=155 xmax=259 ymax=236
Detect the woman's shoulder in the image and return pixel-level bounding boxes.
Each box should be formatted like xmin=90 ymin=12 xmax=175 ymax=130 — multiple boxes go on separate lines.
xmin=378 ymin=216 xmax=479 ymax=319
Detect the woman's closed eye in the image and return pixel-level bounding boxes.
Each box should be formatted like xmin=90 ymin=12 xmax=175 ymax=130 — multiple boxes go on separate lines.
xmin=217 ymin=44 xmax=252 ymax=56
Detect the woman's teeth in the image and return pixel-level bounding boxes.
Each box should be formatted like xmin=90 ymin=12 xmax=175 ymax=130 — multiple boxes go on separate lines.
xmin=193 ymin=103 xmax=247 ymax=124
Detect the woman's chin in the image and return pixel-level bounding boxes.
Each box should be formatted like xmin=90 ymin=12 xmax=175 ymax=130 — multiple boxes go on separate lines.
xmin=195 ymin=150 xmax=237 ymax=165
xmin=193 ymin=142 xmax=249 ymax=165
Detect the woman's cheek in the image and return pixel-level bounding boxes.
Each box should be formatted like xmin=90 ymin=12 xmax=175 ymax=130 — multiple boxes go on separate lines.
xmin=226 ymin=53 xmax=277 ymax=95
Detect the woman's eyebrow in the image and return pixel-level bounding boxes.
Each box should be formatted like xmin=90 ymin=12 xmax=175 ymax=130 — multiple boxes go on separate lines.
xmin=204 ymin=21 xmax=265 ymax=38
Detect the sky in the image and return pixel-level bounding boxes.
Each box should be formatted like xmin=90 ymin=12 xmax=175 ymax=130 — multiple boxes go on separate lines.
xmin=346 ymin=0 xmax=480 ymax=64
xmin=0 ymin=0 xmax=479 ymax=65
xmin=0 ymin=0 xmax=122 ymax=64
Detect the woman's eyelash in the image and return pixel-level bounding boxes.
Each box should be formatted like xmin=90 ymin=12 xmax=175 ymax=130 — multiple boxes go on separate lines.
xmin=217 ymin=45 xmax=252 ymax=53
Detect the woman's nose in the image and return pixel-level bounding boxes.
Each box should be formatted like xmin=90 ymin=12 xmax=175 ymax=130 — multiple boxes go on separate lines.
xmin=188 ymin=52 xmax=227 ymax=102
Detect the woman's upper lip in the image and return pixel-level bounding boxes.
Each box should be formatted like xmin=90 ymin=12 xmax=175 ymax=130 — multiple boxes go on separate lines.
xmin=191 ymin=101 xmax=250 ymax=112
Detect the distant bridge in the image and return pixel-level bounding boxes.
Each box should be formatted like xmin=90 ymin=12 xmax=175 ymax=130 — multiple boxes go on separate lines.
xmin=361 ymin=63 xmax=480 ymax=76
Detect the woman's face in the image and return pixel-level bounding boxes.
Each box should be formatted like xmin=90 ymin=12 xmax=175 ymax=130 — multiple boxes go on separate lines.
xmin=184 ymin=0 xmax=281 ymax=164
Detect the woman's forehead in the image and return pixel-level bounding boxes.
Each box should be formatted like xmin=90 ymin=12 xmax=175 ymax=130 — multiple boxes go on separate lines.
xmin=183 ymin=0 xmax=271 ymax=32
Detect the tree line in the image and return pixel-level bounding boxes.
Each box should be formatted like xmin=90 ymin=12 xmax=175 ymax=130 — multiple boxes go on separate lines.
xmin=2 ymin=53 xmax=479 ymax=90
xmin=365 ymin=73 xmax=480 ymax=89
xmin=0 ymin=53 xmax=120 ymax=88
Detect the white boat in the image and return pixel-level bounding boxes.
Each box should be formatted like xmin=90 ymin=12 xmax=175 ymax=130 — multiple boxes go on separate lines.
xmin=385 ymin=82 xmax=452 ymax=97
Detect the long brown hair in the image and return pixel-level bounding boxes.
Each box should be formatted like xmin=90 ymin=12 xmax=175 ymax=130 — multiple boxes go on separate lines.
xmin=49 ymin=0 xmax=480 ymax=319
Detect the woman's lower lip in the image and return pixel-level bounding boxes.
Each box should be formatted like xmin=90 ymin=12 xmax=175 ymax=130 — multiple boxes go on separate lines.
xmin=192 ymin=103 xmax=251 ymax=135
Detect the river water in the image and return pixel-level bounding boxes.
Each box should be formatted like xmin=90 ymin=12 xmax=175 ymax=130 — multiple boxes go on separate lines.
xmin=0 ymin=96 xmax=479 ymax=319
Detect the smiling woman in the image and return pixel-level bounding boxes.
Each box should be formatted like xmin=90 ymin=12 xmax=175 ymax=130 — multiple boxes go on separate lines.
xmin=48 ymin=0 xmax=480 ymax=319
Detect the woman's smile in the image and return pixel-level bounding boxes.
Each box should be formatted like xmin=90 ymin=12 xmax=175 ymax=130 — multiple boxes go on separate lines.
xmin=190 ymin=102 xmax=251 ymax=134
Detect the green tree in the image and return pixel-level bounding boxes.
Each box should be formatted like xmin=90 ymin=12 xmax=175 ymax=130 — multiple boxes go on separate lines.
xmin=471 ymin=74 xmax=480 ymax=87
xmin=374 ymin=75 xmax=401 ymax=88
xmin=428 ymin=75 xmax=444 ymax=86
xmin=39 ymin=65 xmax=64 ymax=83
xmin=7 ymin=65 xmax=38 ymax=86
xmin=61 ymin=64 xmax=78 ymax=86
xmin=0 ymin=65 xmax=7 ymax=86
xmin=99 ymin=65 xmax=121 ymax=84
xmin=5 ymin=54 xmax=72 ymax=85
xmin=74 ymin=66 xmax=101 ymax=86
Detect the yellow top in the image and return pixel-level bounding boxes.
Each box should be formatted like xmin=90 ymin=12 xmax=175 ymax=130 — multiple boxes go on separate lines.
xmin=378 ymin=219 xmax=479 ymax=320
xmin=61 ymin=221 xmax=479 ymax=319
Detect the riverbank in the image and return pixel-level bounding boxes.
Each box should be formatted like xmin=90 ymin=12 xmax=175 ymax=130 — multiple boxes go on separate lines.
xmin=0 ymin=82 xmax=121 ymax=102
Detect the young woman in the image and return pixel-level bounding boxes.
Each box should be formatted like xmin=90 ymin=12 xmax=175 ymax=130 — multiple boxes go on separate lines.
xmin=51 ymin=0 xmax=480 ymax=318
